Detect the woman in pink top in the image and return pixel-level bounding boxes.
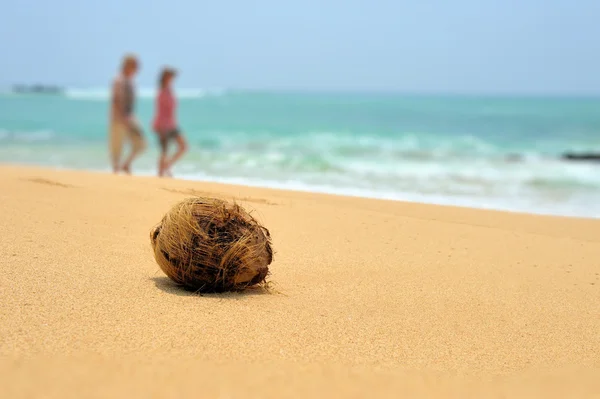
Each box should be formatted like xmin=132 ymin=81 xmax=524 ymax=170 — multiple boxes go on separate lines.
xmin=152 ymin=67 xmax=188 ymax=177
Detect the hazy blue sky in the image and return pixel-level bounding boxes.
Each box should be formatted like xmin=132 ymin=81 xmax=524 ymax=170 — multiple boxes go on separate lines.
xmin=1 ymin=0 xmax=599 ymax=94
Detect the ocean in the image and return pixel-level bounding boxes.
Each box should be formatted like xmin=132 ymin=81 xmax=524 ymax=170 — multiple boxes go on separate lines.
xmin=1 ymin=89 xmax=599 ymax=218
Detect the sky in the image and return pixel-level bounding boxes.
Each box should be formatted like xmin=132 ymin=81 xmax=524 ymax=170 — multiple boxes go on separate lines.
xmin=1 ymin=0 xmax=600 ymax=94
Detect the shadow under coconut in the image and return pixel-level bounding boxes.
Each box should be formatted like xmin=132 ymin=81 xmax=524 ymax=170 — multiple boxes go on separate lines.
xmin=151 ymin=276 xmax=272 ymax=298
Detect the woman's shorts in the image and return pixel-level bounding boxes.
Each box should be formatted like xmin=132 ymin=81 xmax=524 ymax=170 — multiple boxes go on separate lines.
xmin=159 ymin=128 xmax=181 ymax=153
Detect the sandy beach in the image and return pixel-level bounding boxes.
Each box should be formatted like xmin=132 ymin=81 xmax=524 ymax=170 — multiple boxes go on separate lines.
xmin=1 ymin=164 xmax=599 ymax=398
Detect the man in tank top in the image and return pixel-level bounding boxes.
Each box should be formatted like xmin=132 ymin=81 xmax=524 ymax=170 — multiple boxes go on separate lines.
xmin=109 ymin=54 xmax=146 ymax=174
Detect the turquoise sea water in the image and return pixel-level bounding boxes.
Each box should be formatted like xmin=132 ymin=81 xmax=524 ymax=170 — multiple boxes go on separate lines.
xmin=1 ymin=89 xmax=599 ymax=218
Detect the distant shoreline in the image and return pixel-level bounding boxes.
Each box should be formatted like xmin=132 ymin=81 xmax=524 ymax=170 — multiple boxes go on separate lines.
xmin=10 ymin=84 xmax=64 ymax=95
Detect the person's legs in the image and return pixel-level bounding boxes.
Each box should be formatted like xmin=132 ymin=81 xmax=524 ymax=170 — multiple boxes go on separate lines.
xmin=158 ymin=136 xmax=169 ymax=177
xmin=121 ymin=121 xmax=147 ymax=174
xmin=109 ymin=122 xmax=125 ymax=173
xmin=165 ymin=132 xmax=188 ymax=173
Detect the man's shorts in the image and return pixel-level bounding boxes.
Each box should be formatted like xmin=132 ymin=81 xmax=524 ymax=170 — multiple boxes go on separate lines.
xmin=109 ymin=119 xmax=146 ymax=167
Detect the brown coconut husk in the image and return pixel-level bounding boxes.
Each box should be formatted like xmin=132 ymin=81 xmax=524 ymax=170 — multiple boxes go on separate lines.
xmin=150 ymin=197 xmax=273 ymax=292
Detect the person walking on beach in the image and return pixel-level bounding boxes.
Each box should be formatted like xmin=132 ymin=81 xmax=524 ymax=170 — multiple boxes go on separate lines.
xmin=152 ymin=67 xmax=188 ymax=177
xmin=109 ymin=54 xmax=146 ymax=174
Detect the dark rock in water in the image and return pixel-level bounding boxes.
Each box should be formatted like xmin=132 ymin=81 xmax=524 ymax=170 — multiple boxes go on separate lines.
xmin=561 ymin=152 xmax=600 ymax=163
xmin=505 ymin=153 xmax=524 ymax=162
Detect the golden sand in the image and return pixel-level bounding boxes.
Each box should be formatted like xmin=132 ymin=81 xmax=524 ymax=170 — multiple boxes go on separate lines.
xmin=1 ymin=165 xmax=599 ymax=398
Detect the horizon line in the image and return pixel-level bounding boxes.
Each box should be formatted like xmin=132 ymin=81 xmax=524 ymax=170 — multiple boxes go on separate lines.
xmin=2 ymin=85 xmax=600 ymax=99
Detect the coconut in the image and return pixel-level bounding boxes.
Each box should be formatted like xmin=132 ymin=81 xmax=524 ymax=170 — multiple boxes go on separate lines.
xmin=150 ymin=197 xmax=273 ymax=292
